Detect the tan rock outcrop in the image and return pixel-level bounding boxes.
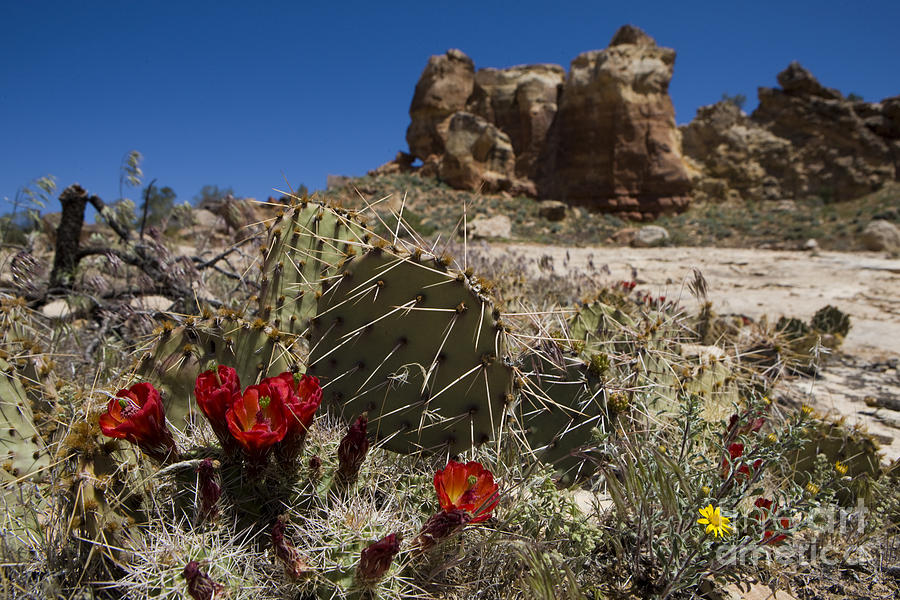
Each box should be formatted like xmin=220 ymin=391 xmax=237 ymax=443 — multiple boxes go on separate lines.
xmin=466 ymin=64 xmax=565 ymax=176
xmin=400 ymin=25 xmax=693 ymax=220
xmin=681 ymin=101 xmax=805 ymax=202
xmin=437 ymin=112 xmax=516 ymax=192
xmin=752 ymin=62 xmax=896 ymax=200
xmin=406 ymin=49 xmax=475 ymax=161
xmin=537 ymin=25 xmax=692 ymax=219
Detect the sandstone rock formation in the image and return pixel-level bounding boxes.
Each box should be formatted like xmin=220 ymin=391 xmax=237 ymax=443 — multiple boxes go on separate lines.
xmin=683 ymin=63 xmax=900 ymax=204
xmin=538 ymin=25 xmax=691 ymax=219
xmin=752 ymin=62 xmax=896 ymax=200
xmin=402 ymin=25 xmax=692 ymax=219
xmin=467 ymin=64 xmax=565 ymax=177
xmin=681 ymin=100 xmax=804 ymax=203
xmin=406 ymin=49 xmax=475 ymax=161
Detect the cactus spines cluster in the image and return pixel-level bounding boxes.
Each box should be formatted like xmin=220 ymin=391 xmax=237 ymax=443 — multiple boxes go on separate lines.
xmin=308 ymin=245 xmax=514 ymax=455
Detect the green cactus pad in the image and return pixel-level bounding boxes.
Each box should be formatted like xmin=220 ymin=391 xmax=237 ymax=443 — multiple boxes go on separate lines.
xmin=257 ymin=201 xmax=368 ymax=339
xmin=308 ymin=247 xmax=514 ymax=455
xmin=516 ymin=349 xmax=607 ymax=482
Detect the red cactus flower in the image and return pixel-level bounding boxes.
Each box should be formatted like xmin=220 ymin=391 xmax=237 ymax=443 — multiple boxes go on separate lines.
xmin=225 ymin=380 xmax=288 ymax=461
xmin=357 ymin=532 xmax=402 ymax=583
xmin=99 ymin=382 xmax=177 ymax=463
xmin=183 ymin=561 xmax=225 ymax=600
xmin=336 ymin=414 xmax=369 ymax=486
xmin=414 ymin=509 xmax=471 ymax=550
xmin=433 ymin=460 xmax=499 ymax=523
xmin=195 ymin=365 xmax=241 ymax=452
xmin=266 ymin=372 xmax=322 ymax=460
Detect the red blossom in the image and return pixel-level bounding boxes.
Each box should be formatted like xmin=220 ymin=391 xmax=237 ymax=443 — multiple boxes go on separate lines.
xmin=195 ymin=365 xmax=242 ymax=452
xmin=267 ymin=372 xmax=322 ymax=460
xmin=433 ymin=460 xmax=499 ymax=523
xmin=357 ymin=532 xmax=402 ymax=583
xmin=225 ymin=380 xmax=288 ymax=462
xmin=99 ymin=382 xmax=177 ymax=463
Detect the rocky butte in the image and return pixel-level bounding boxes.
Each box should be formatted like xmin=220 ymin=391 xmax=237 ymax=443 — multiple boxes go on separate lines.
xmin=683 ymin=61 xmax=900 ymax=205
xmin=371 ymin=25 xmax=900 ymax=221
xmin=386 ymin=24 xmax=692 ymax=221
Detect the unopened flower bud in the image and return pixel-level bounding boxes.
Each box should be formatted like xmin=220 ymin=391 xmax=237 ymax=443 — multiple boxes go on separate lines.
xmin=336 ymin=414 xmax=369 ymax=486
xmin=272 ymin=516 xmax=309 ymax=578
xmin=183 ymin=561 xmax=224 ymax=600
xmin=196 ymin=458 xmax=221 ymax=523
xmin=413 ymin=509 xmax=471 ymax=550
xmin=357 ymin=532 xmax=402 ymax=584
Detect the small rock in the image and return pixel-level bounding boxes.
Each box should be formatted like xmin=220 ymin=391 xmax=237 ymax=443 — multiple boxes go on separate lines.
xmin=129 ymin=295 xmax=173 ymax=312
xmin=631 ymin=225 xmax=670 ymax=247
xmin=860 ymin=219 xmax=900 ymax=251
xmin=803 ymin=238 xmax=819 ymax=251
xmin=538 ymin=200 xmax=567 ymax=222
xmin=610 ymin=227 xmax=637 ymax=245
xmin=42 ymin=299 xmax=71 ymax=319
xmin=468 ymin=215 xmax=512 ymax=239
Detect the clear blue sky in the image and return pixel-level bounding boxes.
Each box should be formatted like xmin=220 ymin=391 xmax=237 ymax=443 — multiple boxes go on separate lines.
xmin=3 ymin=1 xmax=898 ymax=215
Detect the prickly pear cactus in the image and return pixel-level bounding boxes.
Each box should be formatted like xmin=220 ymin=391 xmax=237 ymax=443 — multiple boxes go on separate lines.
xmin=0 ymin=357 xmax=50 ymax=482
xmin=810 ymin=304 xmax=851 ymax=337
xmin=256 ymin=200 xmax=369 ymax=338
xmin=308 ymin=245 xmax=515 ymax=455
xmin=516 ymin=347 xmax=607 ymax=482
xmin=0 ymin=358 xmax=51 ymax=557
xmin=568 ymin=295 xmax=741 ymax=417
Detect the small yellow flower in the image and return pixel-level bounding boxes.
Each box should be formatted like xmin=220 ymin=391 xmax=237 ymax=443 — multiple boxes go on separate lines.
xmin=766 ymin=433 xmax=778 ymax=444
xmin=800 ymin=404 xmax=813 ymax=417
xmin=806 ymin=482 xmax=820 ymax=495
xmin=701 ymin=486 xmax=711 ymax=496
xmin=697 ymin=504 xmax=732 ymax=538
xmin=834 ymin=461 xmax=849 ymax=476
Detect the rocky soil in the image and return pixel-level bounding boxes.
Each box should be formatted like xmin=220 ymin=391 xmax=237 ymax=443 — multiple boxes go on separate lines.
xmin=481 ymin=242 xmax=900 ymax=460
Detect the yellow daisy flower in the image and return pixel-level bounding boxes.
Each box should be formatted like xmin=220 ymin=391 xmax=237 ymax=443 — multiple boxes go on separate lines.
xmin=698 ymin=504 xmax=732 ymax=538
xmin=834 ymin=461 xmax=849 ymax=476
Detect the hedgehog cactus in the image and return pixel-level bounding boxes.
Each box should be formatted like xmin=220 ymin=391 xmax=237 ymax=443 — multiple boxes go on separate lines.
xmin=308 ymin=245 xmax=515 ymax=455
xmin=134 ymin=313 xmax=299 ymax=433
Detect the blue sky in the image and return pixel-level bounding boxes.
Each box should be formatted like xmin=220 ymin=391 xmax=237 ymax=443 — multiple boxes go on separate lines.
xmin=3 ymin=1 xmax=899 ymax=215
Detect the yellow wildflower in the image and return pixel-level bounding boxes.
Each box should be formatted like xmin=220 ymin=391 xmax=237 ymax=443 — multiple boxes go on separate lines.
xmin=806 ymin=482 xmax=820 ymax=495
xmin=701 ymin=486 xmax=711 ymax=496
xmin=800 ymin=404 xmax=813 ymax=417
xmin=834 ymin=461 xmax=849 ymax=476
xmin=698 ymin=504 xmax=732 ymax=538
xmin=766 ymin=433 xmax=778 ymax=444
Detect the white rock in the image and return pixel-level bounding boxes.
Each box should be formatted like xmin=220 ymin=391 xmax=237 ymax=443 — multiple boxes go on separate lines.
xmin=631 ymin=225 xmax=669 ymax=247
xmin=468 ymin=214 xmax=512 ymax=239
